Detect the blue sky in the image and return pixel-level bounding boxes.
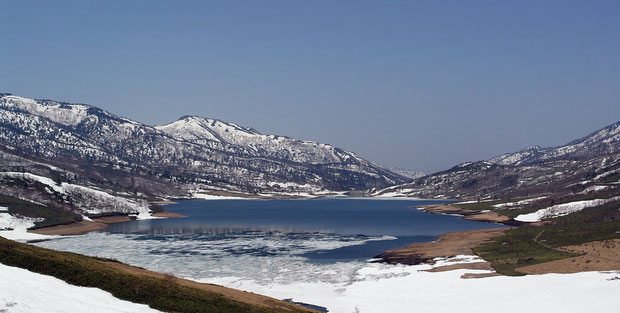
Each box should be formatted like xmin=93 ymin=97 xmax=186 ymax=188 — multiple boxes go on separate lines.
xmin=2 ymin=1 xmax=619 ymax=173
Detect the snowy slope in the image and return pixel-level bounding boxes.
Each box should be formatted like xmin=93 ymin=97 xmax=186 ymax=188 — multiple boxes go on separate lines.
xmin=0 ymin=172 xmax=151 ymax=216
xmin=205 ymin=256 xmax=620 ymax=313
xmin=515 ymin=196 xmax=620 ymax=222
xmin=156 ymin=116 xmax=368 ymax=165
xmin=490 ymin=121 xmax=620 ymax=166
xmin=0 ymin=263 xmax=163 ymax=313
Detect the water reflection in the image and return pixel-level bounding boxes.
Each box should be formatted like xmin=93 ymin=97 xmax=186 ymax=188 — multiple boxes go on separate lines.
xmin=106 ymin=220 xmax=337 ymax=236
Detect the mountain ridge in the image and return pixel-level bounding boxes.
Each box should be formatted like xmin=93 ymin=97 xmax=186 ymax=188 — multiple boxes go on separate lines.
xmin=0 ymin=93 xmax=405 ymax=192
xmin=374 ymin=120 xmax=620 ymax=200
xmin=0 ymin=93 xmax=407 ymax=225
xmin=489 ymin=121 xmax=620 ymax=166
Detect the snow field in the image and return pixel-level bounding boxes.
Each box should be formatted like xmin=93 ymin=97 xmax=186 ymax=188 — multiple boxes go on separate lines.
xmin=0 ymin=263 xmax=163 ymax=313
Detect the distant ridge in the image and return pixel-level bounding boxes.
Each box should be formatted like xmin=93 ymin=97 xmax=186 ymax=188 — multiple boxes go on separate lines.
xmin=374 ymin=121 xmax=620 ymax=199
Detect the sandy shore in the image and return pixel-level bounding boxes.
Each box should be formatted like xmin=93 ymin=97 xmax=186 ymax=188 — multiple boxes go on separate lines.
xmin=29 ymin=220 xmax=109 ymax=236
xmin=419 ymin=204 xmax=513 ymax=224
xmin=152 ymin=211 xmax=185 ymax=218
xmin=375 ymin=228 xmax=509 ymax=265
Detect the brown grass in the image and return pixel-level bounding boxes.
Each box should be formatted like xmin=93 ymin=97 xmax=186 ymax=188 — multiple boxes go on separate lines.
xmin=517 ymin=239 xmax=620 ymax=274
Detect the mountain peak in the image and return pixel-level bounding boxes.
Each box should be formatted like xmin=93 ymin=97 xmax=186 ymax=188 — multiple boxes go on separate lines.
xmin=177 ymin=115 xmax=202 ymax=121
xmin=0 ymin=94 xmax=91 ymax=127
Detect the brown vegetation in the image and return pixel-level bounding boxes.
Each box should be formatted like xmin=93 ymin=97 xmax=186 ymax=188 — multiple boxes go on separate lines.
xmin=517 ymin=239 xmax=620 ymax=274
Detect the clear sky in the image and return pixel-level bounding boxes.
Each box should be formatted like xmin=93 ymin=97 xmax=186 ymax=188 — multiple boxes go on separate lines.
xmin=2 ymin=1 xmax=619 ymax=173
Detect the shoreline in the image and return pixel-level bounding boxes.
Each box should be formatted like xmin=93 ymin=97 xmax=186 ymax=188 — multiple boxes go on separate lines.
xmin=374 ymin=228 xmax=509 ymax=266
xmin=417 ymin=203 xmax=517 ymax=225
xmin=368 ymin=203 xmax=517 ymax=273
xmin=28 ymin=210 xmax=185 ymax=237
xmin=380 ymin=203 xmax=620 ymax=276
xmin=373 ymin=203 xmax=523 ymax=272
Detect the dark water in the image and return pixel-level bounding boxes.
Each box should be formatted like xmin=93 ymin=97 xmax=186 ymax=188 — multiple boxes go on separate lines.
xmin=104 ymin=199 xmax=503 ymax=263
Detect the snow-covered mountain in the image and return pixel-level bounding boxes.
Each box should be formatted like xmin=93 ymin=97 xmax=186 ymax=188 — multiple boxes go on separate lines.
xmin=489 ymin=121 xmax=620 ymax=166
xmin=0 ymin=93 xmax=405 ymax=196
xmin=156 ymin=115 xmax=368 ymax=165
xmin=389 ymin=168 xmax=425 ymax=180
xmin=374 ymin=121 xmax=620 ymax=200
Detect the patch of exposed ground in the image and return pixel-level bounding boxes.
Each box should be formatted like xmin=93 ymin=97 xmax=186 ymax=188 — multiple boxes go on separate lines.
xmin=517 ymin=239 xmax=620 ymax=274
xmin=460 ymin=272 xmax=503 ymax=279
xmin=421 ymin=204 xmax=512 ymax=224
xmin=376 ymin=228 xmax=509 ymax=265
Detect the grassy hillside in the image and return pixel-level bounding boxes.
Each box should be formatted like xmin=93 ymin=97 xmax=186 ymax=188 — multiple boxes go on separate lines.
xmin=473 ymin=201 xmax=620 ymax=276
xmin=0 ymin=237 xmax=316 ymax=313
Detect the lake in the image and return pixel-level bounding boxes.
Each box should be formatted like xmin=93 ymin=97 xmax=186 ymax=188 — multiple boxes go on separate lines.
xmin=35 ymin=198 xmax=504 ymax=311
xmin=101 ymin=198 xmax=501 ymax=263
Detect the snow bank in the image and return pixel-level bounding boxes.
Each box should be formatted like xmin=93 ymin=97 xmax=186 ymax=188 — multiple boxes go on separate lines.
xmin=35 ymin=232 xmax=620 ymax=313
xmin=0 ymin=263 xmax=163 ymax=313
xmin=202 ymin=256 xmax=620 ymax=313
xmin=515 ymin=196 xmax=620 ymax=222
xmin=0 ymin=213 xmax=53 ymax=241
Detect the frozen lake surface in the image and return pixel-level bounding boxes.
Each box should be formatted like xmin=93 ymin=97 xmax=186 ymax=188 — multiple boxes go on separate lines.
xmin=34 ymin=199 xmax=619 ymax=313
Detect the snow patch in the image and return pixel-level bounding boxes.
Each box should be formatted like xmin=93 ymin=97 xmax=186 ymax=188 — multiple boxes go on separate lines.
xmin=515 ymin=196 xmax=620 ymax=222
xmin=0 ymin=263 xmax=163 ymax=313
xmin=201 ymin=257 xmax=620 ymax=313
xmin=0 ymin=213 xmax=53 ymax=241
